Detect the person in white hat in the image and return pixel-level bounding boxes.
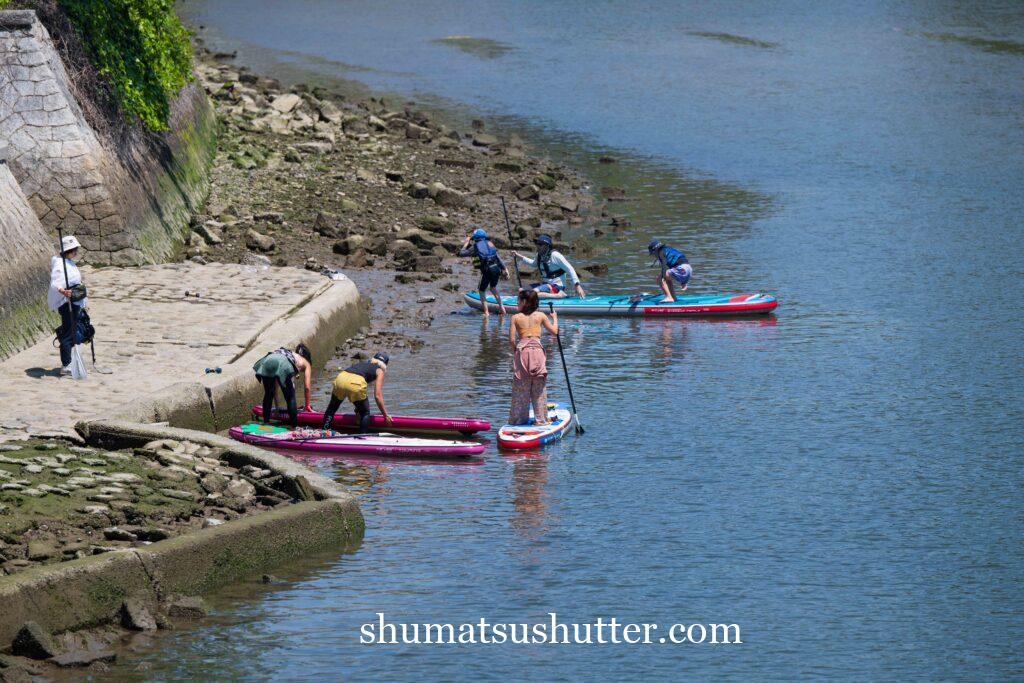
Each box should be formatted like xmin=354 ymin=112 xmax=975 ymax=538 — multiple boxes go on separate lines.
xmin=49 ymin=235 xmax=88 ymax=375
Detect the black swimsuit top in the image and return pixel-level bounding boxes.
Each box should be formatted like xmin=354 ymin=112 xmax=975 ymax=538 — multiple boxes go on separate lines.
xmin=345 ymin=360 xmax=381 ymax=384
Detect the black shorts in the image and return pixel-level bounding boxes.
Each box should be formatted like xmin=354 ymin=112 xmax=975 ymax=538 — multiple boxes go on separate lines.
xmin=478 ymin=267 xmax=501 ymax=290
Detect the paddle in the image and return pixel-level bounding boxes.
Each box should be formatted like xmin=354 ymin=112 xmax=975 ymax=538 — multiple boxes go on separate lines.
xmin=500 ymin=196 xmax=523 ymax=291
xmin=56 ymin=227 xmax=86 ymax=380
xmin=548 ymin=302 xmax=584 ymax=434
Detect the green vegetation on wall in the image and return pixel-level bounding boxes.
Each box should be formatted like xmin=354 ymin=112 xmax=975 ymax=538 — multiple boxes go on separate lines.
xmin=59 ymin=0 xmax=193 ymax=131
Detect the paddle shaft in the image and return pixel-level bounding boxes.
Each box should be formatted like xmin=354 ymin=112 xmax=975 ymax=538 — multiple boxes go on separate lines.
xmin=500 ymin=196 xmax=523 ymax=290
xmin=548 ymin=302 xmax=584 ymax=433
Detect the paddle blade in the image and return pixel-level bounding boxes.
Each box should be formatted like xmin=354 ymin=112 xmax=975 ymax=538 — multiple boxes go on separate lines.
xmin=69 ymin=346 xmax=88 ymax=380
xmin=574 ymin=416 xmax=585 ymax=434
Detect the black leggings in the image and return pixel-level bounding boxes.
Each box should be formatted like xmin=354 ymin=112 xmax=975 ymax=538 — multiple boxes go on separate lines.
xmin=323 ymin=394 xmax=371 ymax=432
xmin=260 ymin=376 xmax=297 ymax=427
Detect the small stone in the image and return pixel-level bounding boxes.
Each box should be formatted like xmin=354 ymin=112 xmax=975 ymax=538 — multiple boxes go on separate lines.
xmin=52 ymin=467 xmax=72 ymax=476
xmin=27 ymin=540 xmax=59 ymax=561
xmin=78 ymin=505 xmax=110 ymax=514
xmin=1 ymin=483 xmax=25 ymax=491
xmin=472 ymin=133 xmax=498 ymax=146
xmin=23 ymin=464 xmax=43 ymax=474
xmin=20 ymin=488 xmax=45 ymax=498
xmin=34 ymin=443 xmax=59 ymax=451
xmin=202 ymin=518 xmax=225 ymax=528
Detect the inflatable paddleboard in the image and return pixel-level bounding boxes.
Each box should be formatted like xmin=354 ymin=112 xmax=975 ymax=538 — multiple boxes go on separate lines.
xmin=253 ymin=406 xmax=490 ymax=436
xmin=229 ymin=423 xmax=486 ymax=458
xmin=465 ymin=291 xmax=778 ymax=317
xmin=497 ymin=403 xmax=574 ymax=450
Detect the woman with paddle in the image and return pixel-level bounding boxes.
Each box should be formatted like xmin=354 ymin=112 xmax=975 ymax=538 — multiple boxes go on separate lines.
xmin=508 ymin=289 xmax=558 ymax=426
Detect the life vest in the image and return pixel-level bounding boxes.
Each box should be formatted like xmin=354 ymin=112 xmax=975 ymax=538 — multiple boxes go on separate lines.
xmin=662 ymin=246 xmax=687 ymax=268
xmin=474 ymin=240 xmax=502 ymax=273
xmin=538 ymin=250 xmax=565 ymax=280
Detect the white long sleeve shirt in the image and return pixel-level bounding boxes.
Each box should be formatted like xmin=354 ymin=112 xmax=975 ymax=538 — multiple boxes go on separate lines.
xmin=516 ymin=250 xmax=580 ymax=291
xmin=48 ymin=256 xmax=87 ymax=310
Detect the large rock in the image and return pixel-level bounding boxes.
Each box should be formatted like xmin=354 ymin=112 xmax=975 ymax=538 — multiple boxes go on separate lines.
xmin=407 ymin=183 xmax=430 ymax=199
xmin=430 ymin=184 xmax=466 ymax=208
xmin=419 ymin=216 xmax=454 ymax=234
xmin=121 ymin=599 xmax=157 ymax=631
xmin=390 ymin=239 xmax=418 ymax=267
xmin=196 ymin=221 xmax=223 ymax=245
xmin=165 ymin=595 xmax=208 ymax=620
xmin=332 ymin=235 xmax=365 ymax=256
xmin=11 ymin=622 xmax=57 ymax=660
xmin=472 ymin=133 xmax=499 ymax=146
xmin=515 ymin=184 xmax=540 ymax=201
xmin=405 ymin=123 xmax=431 ymax=140
xmin=246 ymin=230 xmax=276 ymax=253
xmin=269 ymin=93 xmax=302 ymax=113
xmin=534 ymin=174 xmax=556 ymax=190
xmin=225 ymin=479 xmax=256 ymax=501
xmin=312 ymin=212 xmax=340 ymax=237
xmin=317 ymin=100 xmax=342 ymax=124
xmin=396 ymin=228 xmax=441 ymax=250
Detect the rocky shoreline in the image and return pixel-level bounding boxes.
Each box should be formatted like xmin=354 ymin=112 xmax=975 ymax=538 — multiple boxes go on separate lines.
xmin=189 ymin=48 xmax=616 ymax=323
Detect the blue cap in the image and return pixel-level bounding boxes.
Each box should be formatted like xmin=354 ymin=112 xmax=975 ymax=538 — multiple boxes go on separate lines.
xmin=373 ymin=352 xmax=390 ymax=366
xmin=534 ymin=234 xmax=553 ymax=247
xmin=647 ymin=240 xmax=664 ymax=254
xmin=472 ymin=229 xmax=487 ymax=240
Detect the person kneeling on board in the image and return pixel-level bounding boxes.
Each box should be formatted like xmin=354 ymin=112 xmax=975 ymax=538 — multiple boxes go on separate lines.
xmin=459 ymin=228 xmax=510 ymax=317
xmin=508 ymin=289 xmax=558 ymax=426
xmin=648 ymin=239 xmax=692 ymax=302
xmin=322 ymin=352 xmax=392 ymax=432
xmin=512 ymin=234 xmax=585 ymax=299
xmin=253 ymin=344 xmax=313 ymax=428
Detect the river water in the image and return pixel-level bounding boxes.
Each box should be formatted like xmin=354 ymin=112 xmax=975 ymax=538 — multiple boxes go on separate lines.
xmin=127 ymin=1 xmax=1024 ymax=679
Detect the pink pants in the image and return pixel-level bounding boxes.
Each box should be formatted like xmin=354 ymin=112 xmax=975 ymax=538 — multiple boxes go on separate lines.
xmin=509 ymin=338 xmax=548 ymax=425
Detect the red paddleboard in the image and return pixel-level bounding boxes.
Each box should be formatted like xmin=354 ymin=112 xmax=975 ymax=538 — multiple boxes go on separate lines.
xmin=252 ymin=406 xmax=490 ymax=436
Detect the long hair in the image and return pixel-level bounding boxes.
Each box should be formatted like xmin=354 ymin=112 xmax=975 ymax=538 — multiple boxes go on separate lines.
xmin=295 ymin=343 xmax=312 ymax=364
xmin=518 ymin=288 xmax=539 ymax=315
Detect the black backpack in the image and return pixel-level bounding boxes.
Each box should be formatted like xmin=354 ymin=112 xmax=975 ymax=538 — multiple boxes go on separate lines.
xmin=54 ymin=308 xmax=96 ymax=362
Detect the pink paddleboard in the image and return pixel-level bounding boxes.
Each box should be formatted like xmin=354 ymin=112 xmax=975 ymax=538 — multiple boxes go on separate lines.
xmin=252 ymin=406 xmax=490 ymax=435
xmin=230 ymin=423 xmax=485 ymax=458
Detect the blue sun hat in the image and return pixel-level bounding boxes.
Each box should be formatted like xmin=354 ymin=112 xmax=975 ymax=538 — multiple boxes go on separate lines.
xmin=647 ymin=239 xmax=664 ymax=254
xmin=373 ymin=352 xmax=390 ymax=367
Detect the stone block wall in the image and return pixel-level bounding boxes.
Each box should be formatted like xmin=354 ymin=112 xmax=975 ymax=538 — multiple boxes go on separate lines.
xmin=0 ymin=9 xmax=216 ymax=359
xmin=0 ymin=158 xmax=55 ymax=360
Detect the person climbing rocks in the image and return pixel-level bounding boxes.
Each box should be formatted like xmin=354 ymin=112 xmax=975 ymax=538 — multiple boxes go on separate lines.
xmin=512 ymin=234 xmax=586 ymax=299
xmin=508 ymin=289 xmax=558 ymax=426
xmin=253 ymin=344 xmax=313 ymax=428
xmin=49 ymin=235 xmax=89 ymax=376
xmin=459 ymin=228 xmax=510 ymax=317
xmin=322 ymin=352 xmax=392 ymax=432
xmin=648 ymin=239 xmax=692 ymax=302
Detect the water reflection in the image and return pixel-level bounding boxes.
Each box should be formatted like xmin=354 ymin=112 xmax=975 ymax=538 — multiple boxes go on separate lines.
xmin=506 ymin=453 xmax=550 ymax=540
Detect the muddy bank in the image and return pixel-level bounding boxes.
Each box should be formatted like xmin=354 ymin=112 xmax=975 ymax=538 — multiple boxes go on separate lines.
xmin=188 ymin=48 xmax=616 ymax=295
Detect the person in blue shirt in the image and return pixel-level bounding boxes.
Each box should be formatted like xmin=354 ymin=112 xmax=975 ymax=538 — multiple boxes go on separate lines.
xmin=459 ymin=229 xmax=510 ymax=317
xmin=648 ymin=240 xmax=692 ymax=302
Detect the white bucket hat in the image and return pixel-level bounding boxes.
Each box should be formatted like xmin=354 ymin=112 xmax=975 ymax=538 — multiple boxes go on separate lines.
xmin=61 ymin=235 xmax=81 ymax=253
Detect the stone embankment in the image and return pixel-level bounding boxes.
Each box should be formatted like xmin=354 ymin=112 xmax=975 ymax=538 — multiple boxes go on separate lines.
xmin=0 ymin=261 xmax=365 ymax=442
xmin=0 ymin=9 xmax=217 ymax=361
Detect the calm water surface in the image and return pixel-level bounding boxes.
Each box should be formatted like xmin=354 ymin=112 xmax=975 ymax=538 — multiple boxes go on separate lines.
xmin=130 ymin=1 xmax=1023 ymax=678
